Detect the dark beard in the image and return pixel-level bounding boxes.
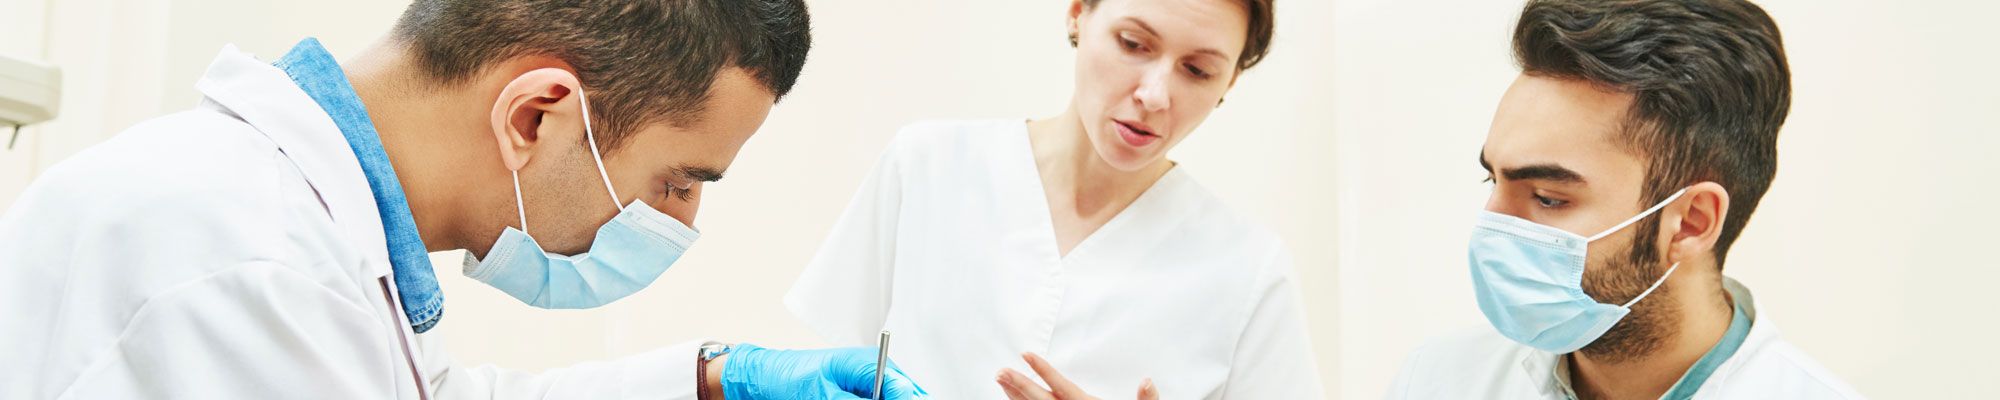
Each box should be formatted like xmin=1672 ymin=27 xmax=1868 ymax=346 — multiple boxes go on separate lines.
xmin=1575 ymin=216 xmax=1678 ymax=364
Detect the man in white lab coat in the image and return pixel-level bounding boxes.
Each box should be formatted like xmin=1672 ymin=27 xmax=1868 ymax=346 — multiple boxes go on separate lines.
xmin=1388 ymin=1 xmax=1862 ymax=399
xmin=0 ymin=0 xmax=925 ymax=399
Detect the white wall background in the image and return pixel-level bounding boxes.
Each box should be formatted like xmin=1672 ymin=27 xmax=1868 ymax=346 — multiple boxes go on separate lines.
xmin=2 ymin=0 xmax=1992 ymax=398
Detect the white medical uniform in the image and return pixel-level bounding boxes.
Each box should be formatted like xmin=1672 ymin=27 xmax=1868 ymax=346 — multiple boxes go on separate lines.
xmin=785 ymin=119 xmax=1326 ymax=399
xmin=1387 ymin=278 xmax=1864 ymax=399
xmin=0 ymin=45 xmax=701 ymax=399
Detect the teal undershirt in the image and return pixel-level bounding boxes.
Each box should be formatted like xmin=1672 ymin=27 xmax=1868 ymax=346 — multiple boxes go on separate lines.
xmin=1660 ymin=295 xmax=1753 ymax=399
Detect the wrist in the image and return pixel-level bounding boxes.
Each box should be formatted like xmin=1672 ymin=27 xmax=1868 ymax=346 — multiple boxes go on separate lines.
xmin=704 ymin=353 xmax=729 ymax=400
xmin=698 ymin=342 xmax=733 ymax=400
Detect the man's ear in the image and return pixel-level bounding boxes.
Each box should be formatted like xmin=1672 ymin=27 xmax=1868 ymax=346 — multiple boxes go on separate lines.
xmin=1663 ymin=181 xmax=1731 ymax=264
xmin=489 ymin=67 xmax=583 ymax=172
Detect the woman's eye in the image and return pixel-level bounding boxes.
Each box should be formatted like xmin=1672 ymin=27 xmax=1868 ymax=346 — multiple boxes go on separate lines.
xmin=1119 ymin=36 xmax=1145 ymax=52
xmin=1532 ymin=194 xmax=1568 ymax=208
xmin=1184 ymin=63 xmax=1210 ymax=78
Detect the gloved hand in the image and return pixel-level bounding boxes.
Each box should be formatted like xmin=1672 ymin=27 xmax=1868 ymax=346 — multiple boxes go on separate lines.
xmin=721 ymin=343 xmax=930 ymax=400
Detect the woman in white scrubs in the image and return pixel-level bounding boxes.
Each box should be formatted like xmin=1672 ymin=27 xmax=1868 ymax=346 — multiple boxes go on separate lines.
xmin=786 ymin=0 xmax=1322 ymax=398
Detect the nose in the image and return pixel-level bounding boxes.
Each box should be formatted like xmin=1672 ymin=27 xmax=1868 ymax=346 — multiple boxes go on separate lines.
xmin=1483 ymin=187 xmax=1520 ymax=217
xmin=1483 ymin=194 xmax=1507 ymax=214
xmin=665 ymin=184 xmax=703 ymax=228
xmin=1134 ymin=65 xmax=1172 ymax=112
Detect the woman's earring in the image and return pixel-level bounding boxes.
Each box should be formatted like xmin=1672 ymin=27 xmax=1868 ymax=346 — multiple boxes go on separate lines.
xmin=1068 ymin=32 xmax=1079 ymax=47
xmin=1217 ymin=97 xmax=1226 ymax=107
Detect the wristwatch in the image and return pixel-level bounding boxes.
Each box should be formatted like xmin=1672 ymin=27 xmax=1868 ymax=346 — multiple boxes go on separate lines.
xmin=697 ymin=342 xmax=732 ymax=400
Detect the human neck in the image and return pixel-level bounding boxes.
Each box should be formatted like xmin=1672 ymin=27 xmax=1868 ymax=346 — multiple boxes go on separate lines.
xmin=1026 ymin=109 xmax=1172 ymax=220
xmin=1569 ymin=262 xmax=1735 ymax=400
xmin=342 ymin=40 xmax=498 ymax=253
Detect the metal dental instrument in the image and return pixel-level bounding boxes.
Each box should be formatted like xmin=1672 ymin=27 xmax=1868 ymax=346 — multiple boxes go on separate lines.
xmin=874 ymin=330 xmax=891 ymax=400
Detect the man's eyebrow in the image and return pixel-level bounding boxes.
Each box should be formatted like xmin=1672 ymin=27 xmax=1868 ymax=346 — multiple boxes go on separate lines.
xmin=678 ymin=166 xmax=725 ymax=183
xmin=1501 ymin=164 xmax=1586 ymax=184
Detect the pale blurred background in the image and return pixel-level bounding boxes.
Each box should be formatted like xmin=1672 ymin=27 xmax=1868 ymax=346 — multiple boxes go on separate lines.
xmin=0 ymin=0 xmax=1989 ymax=398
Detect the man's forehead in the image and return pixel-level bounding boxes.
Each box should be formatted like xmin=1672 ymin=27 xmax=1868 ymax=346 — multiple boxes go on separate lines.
xmin=701 ymin=68 xmax=778 ymax=134
xmin=621 ymin=69 xmax=773 ymax=174
xmin=1483 ymin=75 xmax=1637 ymax=177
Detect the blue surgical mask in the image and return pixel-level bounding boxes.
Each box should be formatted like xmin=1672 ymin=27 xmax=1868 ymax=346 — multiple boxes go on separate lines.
xmin=1467 ymin=188 xmax=1687 ymax=353
xmin=464 ymin=88 xmax=701 ymax=309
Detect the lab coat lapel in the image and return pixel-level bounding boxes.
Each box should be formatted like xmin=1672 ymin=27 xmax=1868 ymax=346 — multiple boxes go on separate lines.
xmin=194 ymin=44 xmax=392 ymax=280
xmin=196 ymin=44 xmax=431 ymax=398
xmin=1690 ymin=279 xmax=1773 ymax=396
xmin=1517 ymin=348 xmax=1568 ymax=399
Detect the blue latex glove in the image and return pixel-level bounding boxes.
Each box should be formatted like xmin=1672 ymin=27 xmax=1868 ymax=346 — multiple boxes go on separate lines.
xmin=721 ymin=343 xmax=930 ymax=400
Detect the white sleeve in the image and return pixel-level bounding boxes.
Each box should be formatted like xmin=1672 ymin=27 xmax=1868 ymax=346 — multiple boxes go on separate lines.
xmin=783 ymin=138 xmax=906 ymax=347
xmin=1384 ymin=345 xmax=1423 ymax=400
xmin=1221 ymin=245 xmax=1329 ymax=399
xmin=59 ymin=263 xmax=396 ymax=398
xmin=421 ymin=333 xmax=704 ymax=400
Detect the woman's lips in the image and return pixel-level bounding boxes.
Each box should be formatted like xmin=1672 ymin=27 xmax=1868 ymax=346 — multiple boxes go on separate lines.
xmin=1114 ymin=120 xmax=1159 ymax=147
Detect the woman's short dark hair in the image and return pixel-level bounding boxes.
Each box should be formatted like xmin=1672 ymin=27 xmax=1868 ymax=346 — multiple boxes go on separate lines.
xmin=1076 ymin=0 xmax=1275 ymax=72
xmin=1513 ymin=0 xmax=1791 ymax=267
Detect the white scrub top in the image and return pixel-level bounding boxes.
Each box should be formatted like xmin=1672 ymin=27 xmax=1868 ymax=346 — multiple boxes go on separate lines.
xmin=0 ymin=45 xmax=701 ymax=399
xmin=1387 ymin=278 xmax=1864 ymax=400
xmin=785 ymin=119 xmax=1326 ymax=399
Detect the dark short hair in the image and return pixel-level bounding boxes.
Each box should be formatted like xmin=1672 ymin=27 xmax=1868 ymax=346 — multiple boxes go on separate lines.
xmin=1512 ymin=0 xmax=1790 ymax=267
xmin=1076 ymin=0 xmax=1275 ymax=71
xmin=392 ymin=0 xmax=812 ymax=152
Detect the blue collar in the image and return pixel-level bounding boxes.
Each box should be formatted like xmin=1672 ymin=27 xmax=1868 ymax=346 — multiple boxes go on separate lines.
xmin=274 ymin=38 xmax=445 ymax=333
xmin=1550 ymin=288 xmax=1756 ymax=400
xmin=1660 ymin=291 xmax=1754 ymax=399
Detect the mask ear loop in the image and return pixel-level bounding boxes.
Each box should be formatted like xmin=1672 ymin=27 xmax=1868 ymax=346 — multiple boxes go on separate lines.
xmin=1622 ymin=262 xmax=1680 ymax=308
xmin=1587 ymin=187 xmax=1692 ymax=242
xmin=1601 ymin=187 xmax=1693 ymax=308
xmin=576 ymin=86 xmax=623 ymax=210
xmin=512 ymin=170 xmax=528 ymax=234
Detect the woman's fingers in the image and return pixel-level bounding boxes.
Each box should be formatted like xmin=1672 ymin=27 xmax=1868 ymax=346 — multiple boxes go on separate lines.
xmin=997 ymin=373 xmax=1032 ymax=400
xmin=1007 ymin=354 xmax=1152 ymax=400
xmin=1021 ymin=352 xmax=1091 ymax=399
xmin=996 ymin=368 xmax=1058 ymax=400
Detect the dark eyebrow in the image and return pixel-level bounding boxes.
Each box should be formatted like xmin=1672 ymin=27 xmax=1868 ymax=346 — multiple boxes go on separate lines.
xmin=1504 ymin=164 xmax=1586 ymax=184
xmin=1480 ymin=150 xmax=1585 ymax=184
xmin=678 ymin=165 xmax=725 ymax=183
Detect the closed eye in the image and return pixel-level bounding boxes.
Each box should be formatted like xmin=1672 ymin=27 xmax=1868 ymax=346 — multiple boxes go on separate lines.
xmin=1121 ymin=37 xmax=1146 ymax=52
xmin=665 ymin=183 xmax=695 ymax=202
xmin=1184 ymin=63 xmax=1210 ymax=79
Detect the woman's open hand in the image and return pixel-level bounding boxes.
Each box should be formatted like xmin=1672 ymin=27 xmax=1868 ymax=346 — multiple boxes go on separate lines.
xmin=995 ymin=352 xmax=1157 ymax=400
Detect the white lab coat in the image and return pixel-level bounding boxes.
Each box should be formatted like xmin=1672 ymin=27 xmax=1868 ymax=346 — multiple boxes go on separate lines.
xmin=0 ymin=45 xmax=701 ymax=399
xmin=1386 ymin=278 xmax=1864 ymax=400
xmin=785 ymin=119 xmax=1326 ymax=399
